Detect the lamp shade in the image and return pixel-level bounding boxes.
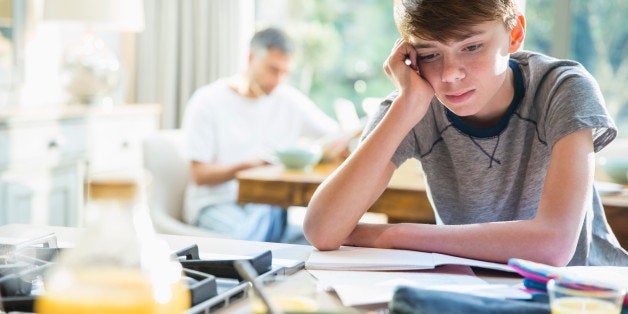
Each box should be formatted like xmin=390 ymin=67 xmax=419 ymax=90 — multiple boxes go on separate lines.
xmin=43 ymin=0 xmax=145 ymax=32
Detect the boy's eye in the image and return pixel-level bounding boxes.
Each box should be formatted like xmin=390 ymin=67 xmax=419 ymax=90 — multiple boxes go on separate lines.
xmin=464 ymin=44 xmax=482 ymax=52
xmin=419 ymin=53 xmax=438 ymax=61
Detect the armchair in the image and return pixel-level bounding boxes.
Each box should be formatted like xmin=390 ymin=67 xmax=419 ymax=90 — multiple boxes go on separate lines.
xmin=142 ymin=129 xmax=225 ymax=238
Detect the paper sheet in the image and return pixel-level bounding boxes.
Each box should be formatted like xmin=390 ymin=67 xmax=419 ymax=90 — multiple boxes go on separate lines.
xmin=308 ymin=268 xmax=514 ymax=306
xmin=306 ymin=246 xmax=514 ymax=273
xmin=305 ymin=246 xmax=435 ymax=270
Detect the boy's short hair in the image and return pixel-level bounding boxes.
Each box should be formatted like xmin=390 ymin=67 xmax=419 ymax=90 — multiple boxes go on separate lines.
xmin=250 ymin=27 xmax=294 ymax=56
xmin=394 ymin=0 xmax=519 ymax=42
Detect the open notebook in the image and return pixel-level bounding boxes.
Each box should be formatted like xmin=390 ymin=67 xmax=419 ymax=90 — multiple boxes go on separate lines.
xmin=305 ymin=246 xmax=515 ymax=273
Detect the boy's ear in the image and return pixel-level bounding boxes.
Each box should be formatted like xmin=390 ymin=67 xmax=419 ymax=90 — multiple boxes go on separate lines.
xmin=509 ymin=14 xmax=526 ymax=53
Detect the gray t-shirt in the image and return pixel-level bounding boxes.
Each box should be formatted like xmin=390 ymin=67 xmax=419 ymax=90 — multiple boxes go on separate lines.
xmin=364 ymin=51 xmax=627 ymax=266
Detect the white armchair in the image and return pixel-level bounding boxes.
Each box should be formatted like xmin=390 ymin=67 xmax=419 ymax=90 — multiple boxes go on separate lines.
xmin=142 ymin=129 xmax=225 ymax=237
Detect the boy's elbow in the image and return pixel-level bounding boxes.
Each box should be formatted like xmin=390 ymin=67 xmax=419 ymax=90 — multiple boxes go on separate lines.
xmin=533 ymin=252 xmax=572 ymax=267
xmin=303 ymin=217 xmax=342 ymax=251
xmin=530 ymin=234 xmax=577 ymax=267
xmin=309 ymin=238 xmax=341 ymax=251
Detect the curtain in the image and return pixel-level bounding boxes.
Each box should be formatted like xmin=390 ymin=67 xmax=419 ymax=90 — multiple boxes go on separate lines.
xmin=135 ymin=0 xmax=254 ymax=128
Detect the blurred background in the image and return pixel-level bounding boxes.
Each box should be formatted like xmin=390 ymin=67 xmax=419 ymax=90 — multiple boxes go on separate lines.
xmin=0 ymin=0 xmax=626 ymax=230
xmin=0 ymin=0 xmax=625 ymax=132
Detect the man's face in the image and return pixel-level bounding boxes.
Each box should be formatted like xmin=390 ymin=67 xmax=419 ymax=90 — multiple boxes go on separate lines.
xmin=249 ymin=48 xmax=292 ymax=95
xmin=409 ymin=20 xmax=514 ymax=125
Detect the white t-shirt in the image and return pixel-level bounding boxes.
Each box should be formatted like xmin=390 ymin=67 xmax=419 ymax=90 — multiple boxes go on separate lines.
xmin=181 ymin=79 xmax=339 ymax=224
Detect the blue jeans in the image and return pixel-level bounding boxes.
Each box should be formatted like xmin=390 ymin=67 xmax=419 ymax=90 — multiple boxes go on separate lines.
xmin=196 ymin=202 xmax=287 ymax=242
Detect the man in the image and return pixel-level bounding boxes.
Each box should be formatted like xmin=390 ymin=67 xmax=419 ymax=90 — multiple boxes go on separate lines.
xmin=304 ymin=0 xmax=627 ymax=266
xmin=182 ymin=27 xmax=339 ymax=242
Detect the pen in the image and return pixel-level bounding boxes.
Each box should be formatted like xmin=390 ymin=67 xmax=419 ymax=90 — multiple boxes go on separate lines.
xmin=234 ymin=260 xmax=284 ymax=314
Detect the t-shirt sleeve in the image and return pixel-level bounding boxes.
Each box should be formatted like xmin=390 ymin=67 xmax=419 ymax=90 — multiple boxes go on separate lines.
xmin=543 ymin=67 xmax=617 ymax=152
xmin=181 ymin=91 xmax=216 ymax=163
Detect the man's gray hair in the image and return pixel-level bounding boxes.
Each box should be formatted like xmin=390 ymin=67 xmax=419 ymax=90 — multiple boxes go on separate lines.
xmin=250 ymin=27 xmax=293 ymax=56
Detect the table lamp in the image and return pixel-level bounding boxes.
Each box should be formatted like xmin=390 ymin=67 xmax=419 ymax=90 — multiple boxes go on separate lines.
xmin=43 ymin=0 xmax=144 ymax=105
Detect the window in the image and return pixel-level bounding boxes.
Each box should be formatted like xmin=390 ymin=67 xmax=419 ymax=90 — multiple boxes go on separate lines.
xmin=256 ymin=1 xmax=628 ymax=138
xmin=525 ymin=0 xmax=628 ymax=137
xmin=255 ymin=0 xmax=397 ymax=118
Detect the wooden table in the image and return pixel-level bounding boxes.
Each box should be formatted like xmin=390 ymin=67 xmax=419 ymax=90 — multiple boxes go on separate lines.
xmin=237 ymin=159 xmax=435 ymax=223
xmin=237 ymin=160 xmax=628 ymax=247
xmin=601 ymin=188 xmax=628 ymax=248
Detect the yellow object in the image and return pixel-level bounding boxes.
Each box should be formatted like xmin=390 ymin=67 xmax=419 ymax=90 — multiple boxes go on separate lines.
xmin=36 ymin=178 xmax=190 ymax=314
xmin=551 ymin=297 xmax=621 ymax=314
xmin=251 ymin=296 xmax=319 ymax=314
xmin=35 ymin=268 xmax=189 ymax=314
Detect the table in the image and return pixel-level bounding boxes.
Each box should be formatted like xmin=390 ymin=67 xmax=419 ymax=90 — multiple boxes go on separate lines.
xmin=601 ymin=188 xmax=628 ymax=248
xmin=0 ymin=224 xmax=522 ymax=313
xmin=237 ymin=160 xmax=628 ymax=248
xmin=237 ymin=159 xmax=435 ymax=223
xmin=0 ymin=224 xmax=349 ymax=313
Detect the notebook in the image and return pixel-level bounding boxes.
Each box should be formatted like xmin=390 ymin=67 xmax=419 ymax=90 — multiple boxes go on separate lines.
xmin=305 ymin=246 xmax=514 ymax=273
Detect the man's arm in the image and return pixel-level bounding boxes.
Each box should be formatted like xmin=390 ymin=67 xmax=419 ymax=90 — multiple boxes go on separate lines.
xmin=343 ymin=128 xmax=595 ymax=266
xmin=190 ymin=159 xmax=267 ymax=186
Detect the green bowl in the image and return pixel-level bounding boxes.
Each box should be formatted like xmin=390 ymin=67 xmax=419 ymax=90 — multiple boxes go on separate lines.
xmin=275 ymin=146 xmax=322 ymax=170
xmin=599 ymin=157 xmax=628 ymax=184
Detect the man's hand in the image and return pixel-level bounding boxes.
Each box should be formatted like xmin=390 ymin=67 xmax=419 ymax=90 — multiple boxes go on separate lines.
xmin=190 ymin=158 xmax=269 ymax=186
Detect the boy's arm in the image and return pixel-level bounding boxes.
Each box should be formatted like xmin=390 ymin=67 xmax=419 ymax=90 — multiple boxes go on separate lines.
xmin=303 ymin=126 xmax=398 ymax=250
xmin=303 ymin=91 xmax=432 ymax=251
xmin=345 ymin=128 xmax=595 ymax=266
xmin=304 ymin=39 xmax=435 ymax=250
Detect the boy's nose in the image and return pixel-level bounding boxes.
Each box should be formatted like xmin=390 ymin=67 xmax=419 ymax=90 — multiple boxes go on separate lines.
xmin=441 ymin=56 xmax=465 ymax=83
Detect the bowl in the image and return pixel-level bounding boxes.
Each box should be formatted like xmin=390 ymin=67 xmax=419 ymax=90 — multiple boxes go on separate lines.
xmin=275 ymin=146 xmax=322 ymax=171
xmin=598 ymin=157 xmax=628 ymax=184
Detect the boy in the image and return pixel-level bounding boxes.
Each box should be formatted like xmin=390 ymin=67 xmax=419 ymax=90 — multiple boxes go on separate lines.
xmin=303 ymin=0 xmax=627 ymax=266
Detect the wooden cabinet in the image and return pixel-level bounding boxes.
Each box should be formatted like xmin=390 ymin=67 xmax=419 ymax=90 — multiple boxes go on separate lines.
xmin=0 ymin=104 xmax=161 ymax=227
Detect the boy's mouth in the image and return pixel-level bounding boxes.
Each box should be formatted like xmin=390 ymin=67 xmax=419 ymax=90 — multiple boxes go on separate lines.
xmin=445 ymin=89 xmax=475 ymax=103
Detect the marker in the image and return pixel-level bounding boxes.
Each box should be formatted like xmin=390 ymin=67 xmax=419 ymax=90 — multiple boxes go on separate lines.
xmin=234 ymin=260 xmax=284 ymax=314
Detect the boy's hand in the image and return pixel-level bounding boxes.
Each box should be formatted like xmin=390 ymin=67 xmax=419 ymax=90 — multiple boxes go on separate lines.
xmin=383 ymin=39 xmax=434 ymax=122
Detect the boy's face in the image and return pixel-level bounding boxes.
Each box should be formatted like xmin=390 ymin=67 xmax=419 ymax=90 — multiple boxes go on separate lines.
xmin=409 ymin=20 xmax=516 ymax=125
xmin=249 ymin=48 xmax=292 ymax=95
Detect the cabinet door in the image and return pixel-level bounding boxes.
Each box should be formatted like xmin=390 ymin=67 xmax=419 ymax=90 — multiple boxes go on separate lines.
xmin=0 ymin=180 xmax=34 ymax=224
xmin=49 ymin=163 xmax=85 ymax=226
xmin=87 ymin=113 xmax=159 ymax=175
xmin=0 ymin=161 xmax=85 ymax=227
xmin=1 ymin=171 xmax=47 ymax=225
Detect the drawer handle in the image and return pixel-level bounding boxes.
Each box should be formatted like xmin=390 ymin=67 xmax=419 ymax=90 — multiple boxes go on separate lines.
xmin=48 ymin=140 xmax=59 ymax=149
xmin=48 ymin=138 xmax=66 ymax=150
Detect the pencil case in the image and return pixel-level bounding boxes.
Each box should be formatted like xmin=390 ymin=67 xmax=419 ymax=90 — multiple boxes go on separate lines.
xmin=508 ymin=258 xmax=628 ymax=306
